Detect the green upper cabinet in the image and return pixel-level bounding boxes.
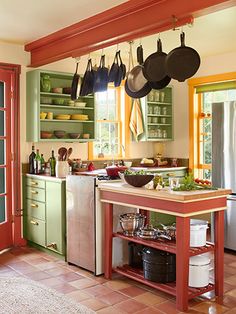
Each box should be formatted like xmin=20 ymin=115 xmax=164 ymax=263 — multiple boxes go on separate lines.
xmin=26 ymin=69 xmax=96 ymax=142
xmin=140 ymin=86 xmax=173 ymax=142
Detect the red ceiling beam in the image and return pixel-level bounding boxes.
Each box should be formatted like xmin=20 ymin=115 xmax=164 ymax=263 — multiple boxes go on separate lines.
xmin=25 ymin=0 xmax=236 ymax=67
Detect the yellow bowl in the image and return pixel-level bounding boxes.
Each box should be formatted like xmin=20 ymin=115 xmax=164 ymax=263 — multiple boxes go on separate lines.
xmin=55 ymin=114 xmax=71 ymax=120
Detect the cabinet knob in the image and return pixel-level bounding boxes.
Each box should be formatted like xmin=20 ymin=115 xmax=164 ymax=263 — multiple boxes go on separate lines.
xmin=30 ymin=220 xmax=38 ymax=225
xmin=31 ymin=181 xmax=38 ymax=186
xmin=31 ymin=190 xmax=38 ymax=194
xmin=31 ymin=203 xmax=38 ymax=208
xmin=46 ymin=242 xmax=57 ymax=249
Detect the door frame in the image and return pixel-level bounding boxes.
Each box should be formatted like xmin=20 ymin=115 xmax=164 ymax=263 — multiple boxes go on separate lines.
xmin=0 ymin=63 xmax=25 ymax=247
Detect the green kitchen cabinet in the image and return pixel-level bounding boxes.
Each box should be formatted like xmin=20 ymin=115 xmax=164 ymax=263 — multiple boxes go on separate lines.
xmin=26 ymin=69 xmax=96 ymax=142
xmin=140 ymin=86 xmax=173 ymax=142
xmin=23 ymin=175 xmax=66 ymax=256
xmin=45 ymin=181 xmax=66 ymax=255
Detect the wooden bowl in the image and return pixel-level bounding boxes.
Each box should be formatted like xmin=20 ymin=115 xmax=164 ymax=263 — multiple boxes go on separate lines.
xmin=40 ymin=131 xmax=53 ymax=139
xmin=69 ymin=133 xmax=80 ymax=139
xmin=124 ymin=174 xmax=154 ymax=187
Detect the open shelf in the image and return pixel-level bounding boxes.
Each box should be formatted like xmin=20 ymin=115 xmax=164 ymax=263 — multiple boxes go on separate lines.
xmin=114 ymin=265 xmax=215 ymax=299
xmin=40 ymin=104 xmax=94 ymax=110
xmin=40 ymin=119 xmax=94 ymax=123
xmin=113 ymin=232 xmax=215 ymax=256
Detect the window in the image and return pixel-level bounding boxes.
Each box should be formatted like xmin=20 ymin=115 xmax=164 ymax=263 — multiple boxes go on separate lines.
xmin=189 ymin=73 xmax=236 ymax=180
xmin=89 ymin=86 xmax=125 ymax=159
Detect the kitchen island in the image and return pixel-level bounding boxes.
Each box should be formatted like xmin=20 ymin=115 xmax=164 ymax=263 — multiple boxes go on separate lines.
xmin=99 ymin=182 xmax=231 ymax=312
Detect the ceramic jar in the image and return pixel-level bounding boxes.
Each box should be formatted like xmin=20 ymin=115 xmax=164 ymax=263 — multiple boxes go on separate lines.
xmin=40 ymin=74 xmax=51 ymax=92
xmin=55 ymin=161 xmax=69 ymax=178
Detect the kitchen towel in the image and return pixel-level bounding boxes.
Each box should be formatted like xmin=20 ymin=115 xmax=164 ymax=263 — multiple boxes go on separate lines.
xmin=129 ymin=99 xmax=144 ymax=141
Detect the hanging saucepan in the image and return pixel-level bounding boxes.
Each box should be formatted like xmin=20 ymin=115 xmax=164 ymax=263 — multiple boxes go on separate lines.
xmin=108 ymin=51 xmax=119 ymax=83
xmin=125 ymin=80 xmax=151 ymax=99
xmin=71 ymin=61 xmax=82 ymax=100
xmin=143 ymin=39 xmax=167 ymax=82
xmin=127 ymin=45 xmax=148 ymax=93
xmin=165 ymin=32 xmax=201 ymax=82
xmin=80 ymin=59 xmax=95 ymax=96
xmin=150 ymin=76 xmax=171 ymax=90
xmin=93 ymin=55 xmax=109 ymax=92
xmin=118 ymin=50 xmax=126 ymax=80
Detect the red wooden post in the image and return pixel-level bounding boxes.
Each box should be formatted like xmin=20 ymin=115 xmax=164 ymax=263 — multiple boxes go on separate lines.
xmin=176 ymin=216 xmax=190 ymax=312
xmin=104 ymin=202 xmax=113 ymax=279
xmin=214 ymin=210 xmax=224 ymax=296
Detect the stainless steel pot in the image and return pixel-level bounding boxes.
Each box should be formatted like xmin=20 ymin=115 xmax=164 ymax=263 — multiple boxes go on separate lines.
xmin=137 ymin=224 xmax=171 ymax=240
xmin=119 ymin=213 xmax=145 ymax=236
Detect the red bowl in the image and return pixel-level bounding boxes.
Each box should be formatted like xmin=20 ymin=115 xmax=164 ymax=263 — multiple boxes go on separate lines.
xmin=106 ymin=166 xmax=127 ymax=177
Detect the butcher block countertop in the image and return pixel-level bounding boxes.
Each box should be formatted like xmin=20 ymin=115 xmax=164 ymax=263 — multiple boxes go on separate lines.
xmin=98 ymin=181 xmax=231 ymax=202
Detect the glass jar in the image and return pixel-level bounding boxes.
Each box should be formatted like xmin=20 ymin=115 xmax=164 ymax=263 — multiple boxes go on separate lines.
xmin=162 ymin=107 xmax=167 ymax=115
xmin=157 ymin=128 xmax=162 ymax=138
xmin=154 ymin=91 xmax=160 ymax=102
xmin=40 ymin=74 xmax=51 ymax=92
xmin=152 ymin=117 xmax=158 ymax=123
xmin=148 ymin=106 xmax=153 ymax=114
xmin=154 ymin=106 xmax=161 ymax=115
xmin=162 ymin=130 xmax=167 ymax=138
xmin=148 ymin=91 xmax=154 ymax=101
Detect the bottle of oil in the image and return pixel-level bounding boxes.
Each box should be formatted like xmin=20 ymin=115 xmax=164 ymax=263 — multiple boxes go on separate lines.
xmin=50 ymin=150 xmax=56 ymax=176
xmin=29 ymin=145 xmax=36 ymax=174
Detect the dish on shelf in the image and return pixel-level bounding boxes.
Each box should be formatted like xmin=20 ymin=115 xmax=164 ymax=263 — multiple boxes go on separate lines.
xmin=54 ymin=130 xmax=66 ymax=138
xmin=71 ymin=114 xmax=88 ymax=120
xmin=63 ymin=87 xmax=72 ymax=94
xmin=52 ymin=99 xmax=65 ymax=105
xmin=67 ymin=100 xmax=75 ymax=107
xmin=74 ymin=102 xmax=86 ymax=108
xmin=41 ymin=131 xmax=53 ymax=139
xmin=69 ymin=133 xmax=80 ymax=139
xmin=55 ymin=114 xmax=71 ymax=120
xmin=51 ymin=87 xmax=63 ymax=94
xmin=82 ymin=133 xmax=90 ymax=139
xmin=40 ymin=97 xmax=52 ymax=104
xmin=40 ymin=112 xmax=47 ymax=119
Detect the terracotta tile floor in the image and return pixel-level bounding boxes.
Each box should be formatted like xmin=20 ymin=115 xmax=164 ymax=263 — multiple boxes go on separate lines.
xmin=0 ymin=246 xmax=236 ymax=313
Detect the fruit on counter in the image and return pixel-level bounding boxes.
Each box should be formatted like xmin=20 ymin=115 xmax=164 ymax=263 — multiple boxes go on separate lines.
xmin=141 ymin=158 xmax=154 ymax=164
xmin=173 ymin=174 xmax=216 ymax=191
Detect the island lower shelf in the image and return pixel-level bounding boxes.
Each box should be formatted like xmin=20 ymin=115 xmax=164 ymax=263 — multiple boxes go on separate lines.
xmin=114 ymin=265 xmax=215 ymax=299
xmin=113 ymin=232 xmax=215 ymax=256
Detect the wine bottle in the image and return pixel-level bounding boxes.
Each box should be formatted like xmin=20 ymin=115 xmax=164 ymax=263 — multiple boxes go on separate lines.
xmin=34 ymin=149 xmax=41 ymax=174
xmin=29 ymin=145 xmax=36 ymax=174
xmin=40 ymin=154 xmax=45 ymax=174
xmin=50 ymin=150 xmax=56 ymax=177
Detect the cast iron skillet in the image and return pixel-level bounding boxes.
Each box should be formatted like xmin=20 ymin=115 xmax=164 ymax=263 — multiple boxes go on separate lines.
xmin=165 ymin=32 xmax=201 ymax=82
xmin=108 ymin=51 xmax=119 ymax=83
xmin=125 ymin=79 xmax=151 ymax=99
xmin=80 ymin=59 xmax=95 ymax=96
xmin=93 ymin=55 xmax=109 ymax=92
xmin=71 ymin=62 xmax=81 ymax=100
xmin=150 ymin=76 xmax=171 ymax=90
xmin=115 ymin=51 xmax=126 ymax=86
xmin=143 ymin=39 xmax=167 ymax=82
xmin=127 ymin=45 xmax=148 ymax=92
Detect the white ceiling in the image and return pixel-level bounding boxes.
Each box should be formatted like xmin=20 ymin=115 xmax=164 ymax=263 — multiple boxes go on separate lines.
xmin=0 ymin=1 xmax=235 ymax=60
xmin=0 ymin=0 xmax=127 ymax=44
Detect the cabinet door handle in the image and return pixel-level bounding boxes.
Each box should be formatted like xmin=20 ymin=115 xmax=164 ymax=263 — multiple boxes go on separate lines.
xmin=167 ymin=172 xmax=175 ymax=177
xmin=31 ymin=203 xmax=38 ymax=208
xmin=31 ymin=190 xmax=38 ymax=194
xmin=30 ymin=220 xmax=38 ymax=225
xmin=31 ymin=181 xmax=38 ymax=186
xmin=46 ymin=242 xmax=57 ymax=249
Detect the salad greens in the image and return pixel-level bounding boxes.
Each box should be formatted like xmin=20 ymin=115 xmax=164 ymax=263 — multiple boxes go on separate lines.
xmin=124 ymin=169 xmax=146 ymax=175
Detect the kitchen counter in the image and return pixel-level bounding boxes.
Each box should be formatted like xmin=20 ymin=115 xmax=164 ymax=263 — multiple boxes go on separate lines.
xmin=130 ymin=166 xmax=187 ymax=172
xmin=99 ymin=181 xmax=231 ymax=311
xmin=26 ymin=173 xmax=66 ymax=182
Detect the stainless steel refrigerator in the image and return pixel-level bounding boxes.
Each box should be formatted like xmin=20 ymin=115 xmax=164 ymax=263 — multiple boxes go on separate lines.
xmin=212 ymin=101 xmax=236 ymax=250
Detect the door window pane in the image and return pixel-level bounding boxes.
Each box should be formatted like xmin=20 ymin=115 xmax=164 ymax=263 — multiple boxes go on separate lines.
xmin=0 ymin=82 xmax=4 ymax=108
xmin=0 ymin=168 xmax=5 ymax=193
xmin=0 ymin=111 xmax=5 ymax=136
xmin=0 ymin=196 xmax=5 ymax=223
xmin=0 ymin=140 xmax=5 ymax=165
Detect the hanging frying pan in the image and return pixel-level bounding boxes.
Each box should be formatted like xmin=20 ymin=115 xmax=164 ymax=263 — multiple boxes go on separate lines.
xmin=117 ymin=50 xmax=126 ymax=81
xmin=108 ymin=51 xmax=119 ymax=83
xmin=71 ymin=61 xmax=81 ymax=100
xmin=127 ymin=45 xmax=147 ymax=92
xmin=165 ymin=32 xmax=201 ymax=82
xmin=143 ymin=39 xmax=167 ymax=82
xmin=80 ymin=59 xmax=95 ymax=96
xmin=93 ymin=55 xmax=109 ymax=92
xmin=150 ymin=76 xmax=171 ymax=90
xmin=125 ymin=79 xmax=151 ymax=99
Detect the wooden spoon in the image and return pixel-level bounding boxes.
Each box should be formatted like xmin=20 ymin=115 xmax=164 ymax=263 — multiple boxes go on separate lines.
xmin=67 ymin=147 xmax=73 ymax=160
xmin=58 ymin=147 xmax=67 ymax=161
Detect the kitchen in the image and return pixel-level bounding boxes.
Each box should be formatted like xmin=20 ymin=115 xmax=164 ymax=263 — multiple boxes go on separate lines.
xmin=0 ymin=1 xmax=236 ymax=313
